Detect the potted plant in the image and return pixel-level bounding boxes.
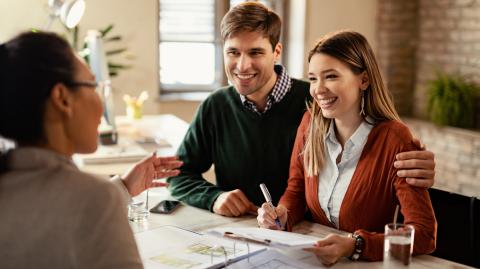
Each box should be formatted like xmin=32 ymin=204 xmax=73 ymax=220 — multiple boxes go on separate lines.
xmin=427 ymin=72 xmax=480 ymax=129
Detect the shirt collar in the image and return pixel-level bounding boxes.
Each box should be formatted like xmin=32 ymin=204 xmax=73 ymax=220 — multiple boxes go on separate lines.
xmin=325 ymin=117 xmax=375 ymax=147
xmin=7 ymin=147 xmax=76 ymax=171
xmin=239 ymin=64 xmax=292 ymax=113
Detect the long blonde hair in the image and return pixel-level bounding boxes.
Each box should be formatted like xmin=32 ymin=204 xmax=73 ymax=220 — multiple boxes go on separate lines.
xmin=303 ymin=30 xmax=401 ymax=177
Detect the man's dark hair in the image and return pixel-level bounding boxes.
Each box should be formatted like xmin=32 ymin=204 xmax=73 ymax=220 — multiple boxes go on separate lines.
xmin=220 ymin=2 xmax=282 ymax=50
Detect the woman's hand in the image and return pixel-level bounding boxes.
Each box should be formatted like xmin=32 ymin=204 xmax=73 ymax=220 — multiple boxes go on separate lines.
xmin=303 ymin=234 xmax=355 ymax=266
xmin=257 ymin=203 xmax=288 ymax=230
xmin=122 ymin=153 xmax=183 ymax=196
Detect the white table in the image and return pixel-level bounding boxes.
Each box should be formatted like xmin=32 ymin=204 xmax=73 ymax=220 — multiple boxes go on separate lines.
xmin=78 ymin=114 xmax=474 ymax=269
xmin=136 ymin=187 xmax=474 ymax=269
xmin=76 ymin=114 xmax=189 ymax=176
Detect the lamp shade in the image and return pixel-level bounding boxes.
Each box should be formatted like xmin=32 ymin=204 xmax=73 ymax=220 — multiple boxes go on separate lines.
xmin=45 ymin=0 xmax=85 ymax=29
xmin=60 ymin=0 xmax=85 ymax=28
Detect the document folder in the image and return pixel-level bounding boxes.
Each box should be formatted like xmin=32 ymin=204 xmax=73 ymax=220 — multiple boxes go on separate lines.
xmin=134 ymin=226 xmax=266 ymax=269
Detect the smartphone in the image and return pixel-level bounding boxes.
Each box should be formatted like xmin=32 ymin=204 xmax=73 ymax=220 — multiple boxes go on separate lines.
xmin=149 ymin=200 xmax=180 ymax=214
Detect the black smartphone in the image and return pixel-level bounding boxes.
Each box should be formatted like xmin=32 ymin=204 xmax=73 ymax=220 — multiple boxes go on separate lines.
xmin=149 ymin=200 xmax=180 ymax=214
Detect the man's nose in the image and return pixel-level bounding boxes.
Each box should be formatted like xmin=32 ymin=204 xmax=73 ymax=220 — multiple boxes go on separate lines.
xmin=237 ymin=54 xmax=252 ymax=72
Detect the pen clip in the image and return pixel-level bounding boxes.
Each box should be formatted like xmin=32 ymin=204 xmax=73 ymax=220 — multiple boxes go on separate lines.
xmin=223 ymin=232 xmax=271 ymax=246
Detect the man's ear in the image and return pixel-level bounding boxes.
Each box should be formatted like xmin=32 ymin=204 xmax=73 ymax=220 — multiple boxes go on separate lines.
xmin=50 ymin=83 xmax=74 ymax=117
xmin=273 ymin=42 xmax=282 ymax=62
xmin=360 ymin=71 xmax=370 ymax=90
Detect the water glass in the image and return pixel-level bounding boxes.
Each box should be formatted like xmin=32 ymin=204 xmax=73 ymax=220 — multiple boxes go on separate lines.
xmin=384 ymin=223 xmax=414 ymax=268
xmin=128 ymin=189 xmax=150 ymax=222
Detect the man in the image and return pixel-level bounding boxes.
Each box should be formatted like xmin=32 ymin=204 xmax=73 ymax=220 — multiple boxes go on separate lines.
xmin=167 ymin=2 xmax=435 ymax=217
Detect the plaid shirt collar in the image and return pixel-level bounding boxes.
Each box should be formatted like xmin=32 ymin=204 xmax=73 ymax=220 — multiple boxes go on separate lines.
xmin=240 ymin=64 xmax=292 ymax=115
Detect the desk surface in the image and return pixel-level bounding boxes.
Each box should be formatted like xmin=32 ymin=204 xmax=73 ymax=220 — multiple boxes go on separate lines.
xmin=76 ymin=114 xmax=189 ymax=176
xmin=134 ymin=187 xmax=473 ymax=269
xmin=78 ymin=114 xmax=472 ymax=268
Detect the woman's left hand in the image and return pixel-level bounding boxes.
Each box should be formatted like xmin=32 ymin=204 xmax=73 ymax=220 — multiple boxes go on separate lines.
xmin=303 ymin=234 xmax=355 ymax=266
xmin=122 ymin=153 xmax=183 ymax=196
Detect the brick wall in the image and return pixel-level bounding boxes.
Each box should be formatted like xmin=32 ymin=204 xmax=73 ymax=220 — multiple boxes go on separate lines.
xmin=377 ymin=0 xmax=418 ymax=116
xmin=414 ymin=0 xmax=480 ymax=119
xmin=378 ymin=0 xmax=480 ymax=197
xmin=405 ymin=118 xmax=480 ymax=197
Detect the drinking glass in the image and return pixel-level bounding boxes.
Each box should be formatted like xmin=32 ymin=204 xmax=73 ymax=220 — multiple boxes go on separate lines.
xmin=384 ymin=223 xmax=414 ymax=268
xmin=128 ymin=189 xmax=150 ymax=222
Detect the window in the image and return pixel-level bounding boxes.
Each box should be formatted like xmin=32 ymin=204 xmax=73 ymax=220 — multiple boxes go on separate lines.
xmin=158 ymin=0 xmax=285 ymax=95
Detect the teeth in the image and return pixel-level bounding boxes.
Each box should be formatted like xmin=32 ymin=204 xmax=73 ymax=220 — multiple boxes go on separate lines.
xmin=237 ymin=74 xmax=254 ymax=79
xmin=319 ymin=97 xmax=336 ymax=106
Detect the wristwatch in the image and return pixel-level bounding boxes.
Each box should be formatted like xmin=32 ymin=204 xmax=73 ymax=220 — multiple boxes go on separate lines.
xmin=349 ymin=233 xmax=365 ymax=261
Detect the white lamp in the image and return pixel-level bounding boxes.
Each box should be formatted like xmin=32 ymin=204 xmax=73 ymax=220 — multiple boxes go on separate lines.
xmin=45 ymin=0 xmax=86 ymax=29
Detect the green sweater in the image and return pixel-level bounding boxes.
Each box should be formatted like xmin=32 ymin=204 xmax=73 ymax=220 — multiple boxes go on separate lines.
xmin=167 ymin=79 xmax=310 ymax=210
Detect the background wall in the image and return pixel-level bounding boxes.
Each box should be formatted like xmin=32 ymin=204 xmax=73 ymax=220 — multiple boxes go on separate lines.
xmin=0 ymin=0 xmax=378 ymax=123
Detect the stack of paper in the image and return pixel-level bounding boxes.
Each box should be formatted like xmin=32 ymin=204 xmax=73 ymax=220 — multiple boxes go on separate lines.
xmin=134 ymin=226 xmax=266 ymax=269
xmin=73 ymin=142 xmax=149 ymax=165
xmin=206 ymin=227 xmax=319 ymax=248
xmin=228 ymin=249 xmax=324 ymax=269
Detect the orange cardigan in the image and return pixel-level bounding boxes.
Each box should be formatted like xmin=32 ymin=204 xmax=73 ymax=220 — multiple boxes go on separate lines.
xmin=279 ymin=112 xmax=437 ymax=261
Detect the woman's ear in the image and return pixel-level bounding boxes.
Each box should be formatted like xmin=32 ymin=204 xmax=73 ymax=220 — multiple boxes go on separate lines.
xmin=360 ymin=71 xmax=370 ymax=91
xmin=49 ymin=83 xmax=74 ymax=117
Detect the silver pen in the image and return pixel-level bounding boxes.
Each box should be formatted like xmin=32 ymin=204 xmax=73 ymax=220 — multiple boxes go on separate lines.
xmin=259 ymin=183 xmax=282 ymax=228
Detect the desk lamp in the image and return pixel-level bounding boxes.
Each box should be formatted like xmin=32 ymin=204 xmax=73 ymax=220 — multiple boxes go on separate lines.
xmin=45 ymin=0 xmax=86 ymax=29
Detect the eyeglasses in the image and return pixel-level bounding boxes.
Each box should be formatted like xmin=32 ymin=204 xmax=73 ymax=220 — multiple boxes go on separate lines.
xmin=65 ymin=80 xmax=99 ymax=89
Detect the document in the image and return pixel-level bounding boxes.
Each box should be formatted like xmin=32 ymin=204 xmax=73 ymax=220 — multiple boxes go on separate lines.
xmin=73 ymin=140 xmax=149 ymax=164
xmin=206 ymin=227 xmax=319 ymax=247
xmin=134 ymin=226 xmax=266 ymax=269
xmin=228 ymin=249 xmax=325 ymax=269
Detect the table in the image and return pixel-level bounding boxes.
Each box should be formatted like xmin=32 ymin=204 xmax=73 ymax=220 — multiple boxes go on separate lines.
xmin=137 ymin=187 xmax=474 ymax=269
xmin=76 ymin=114 xmax=189 ymax=176
xmin=78 ymin=114 xmax=473 ymax=268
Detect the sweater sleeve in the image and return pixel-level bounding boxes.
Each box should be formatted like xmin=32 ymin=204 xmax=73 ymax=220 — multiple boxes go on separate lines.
xmin=279 ymin=112 xmax=310 ymax=231
xmin=75 ymin=179 xmax=143 ymax=269
xmin=356 ymin=139 xmax=437 ymax=261
xmin=167 ymin=100 xmax=223 ymax=210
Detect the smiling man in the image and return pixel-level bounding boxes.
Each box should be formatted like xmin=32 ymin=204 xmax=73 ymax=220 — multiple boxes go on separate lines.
xmin=167 ymin=2 xmax=436 ymax=217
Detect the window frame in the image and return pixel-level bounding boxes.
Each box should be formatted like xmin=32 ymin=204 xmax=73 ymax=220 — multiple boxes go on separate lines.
xmin=158 ymin=0 xmax=287 ymax=96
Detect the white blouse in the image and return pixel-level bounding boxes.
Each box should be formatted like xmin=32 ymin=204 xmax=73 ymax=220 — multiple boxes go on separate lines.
xmin=317 ymin=119 xmax=374 ymax=228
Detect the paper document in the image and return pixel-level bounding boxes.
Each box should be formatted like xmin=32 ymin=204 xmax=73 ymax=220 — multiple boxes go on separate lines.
xmin=206 ymin=227 xmax=319 ymax=247
xmin=73 ymin=141 xmax=149 ymax=164
xmin=134 ymin=226 xmax=266 ymax=269
xmin=228 ymin=249 xmax=324 ymax=269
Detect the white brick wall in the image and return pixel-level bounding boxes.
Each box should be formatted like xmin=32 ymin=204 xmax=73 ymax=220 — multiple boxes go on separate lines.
xmin=405 ymin=118 xmax=480 ymax=197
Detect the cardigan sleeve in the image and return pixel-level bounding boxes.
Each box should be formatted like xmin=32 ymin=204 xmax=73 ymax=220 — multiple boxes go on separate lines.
xmin=356 ymin=137 xmax=437 ymax=261
xmin=279 ymin=112 xmax=310 ymax=231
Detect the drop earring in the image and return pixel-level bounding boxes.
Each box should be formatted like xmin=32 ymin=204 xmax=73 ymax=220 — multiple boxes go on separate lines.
xmin=360 ymin=90 xmax=365 ymax=116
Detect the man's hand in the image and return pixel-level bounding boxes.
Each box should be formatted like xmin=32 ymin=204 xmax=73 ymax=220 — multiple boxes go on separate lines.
xmin=394 ymin=138 xmax=435 ymax=188
xmin=303 ymin=234 xmax=355 ymax=266
xmin=213 ymin=189 xmax=257 ymax=217
xmin=122 ymin=153 xmax=183 ymax=196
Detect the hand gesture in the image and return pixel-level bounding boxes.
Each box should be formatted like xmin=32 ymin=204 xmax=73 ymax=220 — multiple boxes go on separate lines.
xmin=212 ymin=189 xmax=257 ymax=217
xmin=394 ymin=138 xmax=435 ymax=188
xmin=303 ymin=234 xmax=355 ymax=266
xmin=122 ymin=153 xmax=183 ymax=196
xmin=257 ymin=203 xmax=288 ymax=230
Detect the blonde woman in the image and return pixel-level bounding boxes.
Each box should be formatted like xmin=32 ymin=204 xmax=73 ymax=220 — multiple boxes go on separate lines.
xmin=257 ymin=30 xmax=436 ymax=265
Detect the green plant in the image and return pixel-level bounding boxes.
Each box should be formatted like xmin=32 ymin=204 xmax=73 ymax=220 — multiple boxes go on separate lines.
xmin=427 ymin=72 xmax=479 ymax=128
xmin=70 ymin=24 xmax=132 ymax=77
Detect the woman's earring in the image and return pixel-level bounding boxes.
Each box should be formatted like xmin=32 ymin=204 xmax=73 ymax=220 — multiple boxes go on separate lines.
xmin=360 ymin=91 xmax=365 ymax=116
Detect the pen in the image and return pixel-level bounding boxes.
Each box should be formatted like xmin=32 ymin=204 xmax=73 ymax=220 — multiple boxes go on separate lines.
xmin=223 ymin=231 xmax=271 ymax=245
xmin=259 ymin=183 xmax=282 ymax=229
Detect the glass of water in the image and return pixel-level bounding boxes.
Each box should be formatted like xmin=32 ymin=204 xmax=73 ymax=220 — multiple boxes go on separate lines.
xmin=384 ymin=223 xmax=415 ymax=268
xmin=128 ymin=189 xmax=150 ymax=222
